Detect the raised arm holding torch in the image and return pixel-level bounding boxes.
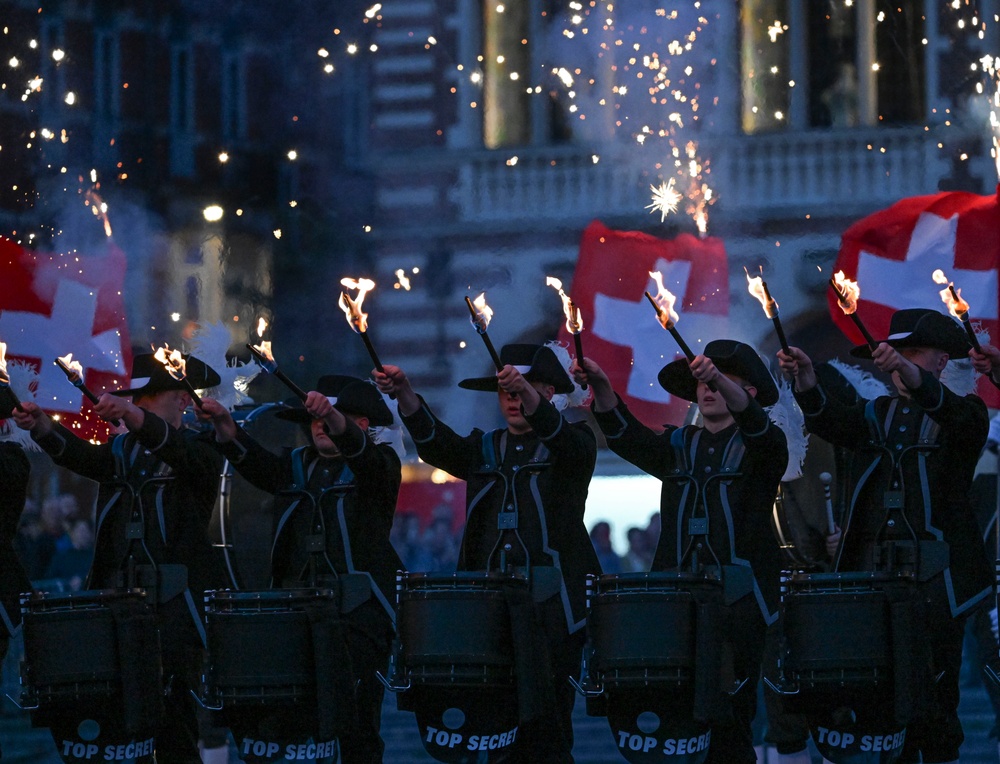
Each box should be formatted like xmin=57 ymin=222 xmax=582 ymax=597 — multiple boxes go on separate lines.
xmin=465 ymin=293 xmax=503 ymax=371
xmin=546 ymin=276 xmax=587 ymax=390
xmin=55 ymin=354 xmax=122 ymax=426
xmin=746 ymin=268 xmax=790 ymax=354
xmin=0 ymin=342 xmax=24 ymax=412
xmin=829 ymin=270 xmax=878 ymax=351
xmin=645 ymin=271 xmax=716 ymax=391
xmin=246 ymin=320 xmax=308 ymax=402
xmin=932 ymin=269 xmax=1000 ymax=390
xmin=339 ymin=277 xmax=386 ymax=373
xmin=153 ymin=345 xmax=204 ymax=407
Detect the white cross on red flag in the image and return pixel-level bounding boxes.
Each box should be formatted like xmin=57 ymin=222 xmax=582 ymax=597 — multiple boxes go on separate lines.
xmin=833 ymin=186 xmax=1000 ymax=406
xmin=561 ymin=220 xmax=730 ymax=429
xmin=0 ymin=236 xmax=132 ymax=441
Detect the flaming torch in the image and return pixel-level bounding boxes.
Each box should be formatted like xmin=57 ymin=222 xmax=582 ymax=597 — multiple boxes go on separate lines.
xmin=829 ymin=271 xmax=878 ymax=351
xmin=745 ymin=268 xmax=790 ymax=354
xmin=933 ymin=269 xmax=981 ymax=351
xmin=932 ymin=269 xmax=1000 ymax=390
xmin=0 ymin=342 xmax=24 ymax=412
xmin=152 ymin=344 xmax=204 ymax=408
xmin=339 ymin=277 xmax=385 ymax=373
xmin=55 ymin=353 xmax=121 ymax=426
xmin=644 ymin=272 xmax=716 ymax=392
xmin=246 ymin=319 xmax=309 ymax=402
xmin=464 ymin=292 xmax=503 ymax=371
xmin=546 ymin=276 xmax=587 ymax=389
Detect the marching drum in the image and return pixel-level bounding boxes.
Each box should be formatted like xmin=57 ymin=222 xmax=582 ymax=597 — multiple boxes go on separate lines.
xmin=19 ymin=588 xmax=158 ymax=709
xmin=585 ymin=572 xmax=723 ymax=690
xmin=779 ymin=572 xmax=893 ymax=691
xmin=203 ymin=588 xmax=337 ymax=707
xmin=396 ymin=572 xmax=515 ymax=687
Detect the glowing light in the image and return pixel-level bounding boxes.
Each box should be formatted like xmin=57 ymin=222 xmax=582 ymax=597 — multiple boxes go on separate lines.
xmin=64 ymin=91 xmax=75 ymax=105
xmin=203 ymin=205 xmax=224 ymax=222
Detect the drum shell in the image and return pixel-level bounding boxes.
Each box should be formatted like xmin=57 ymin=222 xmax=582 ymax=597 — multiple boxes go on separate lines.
xmin=398 ymin=573 xmax=514 ymax=686
xmin=21 ymin=589 xmax=156 ymax=705
xmin=588 ymin=574 xmax=708 ymax=688
xmin=780 ymin=573 xmax=897 ymax=691
xmin=205 ymin=588 xmax=335 ymax=705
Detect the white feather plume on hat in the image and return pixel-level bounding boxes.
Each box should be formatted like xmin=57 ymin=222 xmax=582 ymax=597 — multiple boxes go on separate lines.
xmin=825 ymin=357 xmax=891 ymax=401
xmin=187 ymin=322 xmax=261 ymax=411
xmin=544 ymin=341 xmax=590 ymax=411
xmin=0 ymin=361 xmax=41 ymax=450
xmin=767 ymin=372 xmax=808 ymax=482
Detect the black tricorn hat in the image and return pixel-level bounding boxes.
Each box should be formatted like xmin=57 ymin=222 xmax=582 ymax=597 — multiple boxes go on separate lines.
xmin=458 ymin=344 xmax=574 ymax=394
xmin=110 ymin=353 xmax=221 ymax=398
xmin=275 ymin=375 xmax=394 ymax=426
xmin=657 ymin=339 xmax=778 ymax=407
xmin=849 ymin=308 xmax=971 ymax=359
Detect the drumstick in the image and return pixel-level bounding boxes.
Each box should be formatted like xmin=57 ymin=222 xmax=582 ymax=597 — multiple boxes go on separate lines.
xmin=820 ymin=472 xmax=836 ymax=535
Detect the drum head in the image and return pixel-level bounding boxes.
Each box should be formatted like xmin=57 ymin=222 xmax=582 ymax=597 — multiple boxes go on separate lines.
xmin=412 ymin=687 xmax=520 ymax=763
xmin=605 ymin=692 xmax=711 ymax=764
xmin=212 ymin=404 xmax=309 ymax=589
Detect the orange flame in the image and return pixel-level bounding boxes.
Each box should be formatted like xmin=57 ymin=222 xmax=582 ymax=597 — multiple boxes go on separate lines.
xmin=648 ymin=271 xmax=680 ymax=329
xmin=546 ymin=276 xmax=583 ymax=334
xmin=832 ymin=271 xmax=860 ymax=315
xmin=152 ymin=344 xmax=186 ymax=381
xmin=931 ymin=269 xmax=970 ymax=318
xmin=339 ymin=277 xmax=376 ymax=334
xmin=469 ymin=292 xmax=494 ymax=332
xmin=745 ymin=268 xmax=778 ymax=318
xmin=57 ymin=353 xmax=84 ymax=378
xmin=250 ymin=318 xmax=274 ymax=362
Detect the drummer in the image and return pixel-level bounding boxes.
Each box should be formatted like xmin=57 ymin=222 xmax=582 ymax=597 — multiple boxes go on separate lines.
xmin=198 ymin=375 xmax=402 ymax=763
xmin=375 ymin=344 xmax=599 ymax=763
xmin=12 ymin=353 xmax=226 ymax=764
xmin=572 ymin=340 xmax=787 ymax=764
xmin=777 ymin=307 xmax=991 ymax=764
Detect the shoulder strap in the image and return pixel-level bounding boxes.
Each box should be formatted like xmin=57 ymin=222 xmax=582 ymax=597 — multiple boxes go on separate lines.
xmin=480 ymin=430 xmax=500 ymax=470
xmin=291 ymin=446 xmax=310 ymax=489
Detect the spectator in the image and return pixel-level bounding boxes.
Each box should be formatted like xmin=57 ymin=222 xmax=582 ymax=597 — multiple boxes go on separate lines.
xmin=590 ymin=520 xmax=622 ymax=574
xmin=43 ymin=518 xmax=94 ymax=591
xmin=390 ymin=513 xmax=424 ymax=571
xmin=622 ymin=526 xmax=651 ymax=572
xmin=412 ymin=515 xmax=460 ymax=573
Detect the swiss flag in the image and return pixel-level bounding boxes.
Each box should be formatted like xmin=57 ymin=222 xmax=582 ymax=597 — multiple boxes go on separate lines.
xmin=563 ymin=221 xmax=729 ymax=429
xmin=0 ymin=237 xmax=132 ymax=441
xmin=833 ymin=186 xmax=1000 ymax=406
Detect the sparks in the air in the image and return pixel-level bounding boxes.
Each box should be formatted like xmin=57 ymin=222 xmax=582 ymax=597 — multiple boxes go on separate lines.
xmin=645 ymin=179 xmax=683 ymax=222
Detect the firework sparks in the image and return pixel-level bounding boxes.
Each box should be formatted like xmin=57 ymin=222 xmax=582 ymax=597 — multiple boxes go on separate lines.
xmin=645 ymin=179 xmax=683 ymax=222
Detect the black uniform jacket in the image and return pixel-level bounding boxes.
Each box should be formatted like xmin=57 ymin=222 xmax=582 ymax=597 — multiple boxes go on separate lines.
xmin=218 ymin=419 xmax=402 ymax=627
xmin=401 ymin=395 xmax=599 ymax=635
xmin=0 ymin=442 xmax=31 ymax=637
xmin=33 ymin=413 xmax=225 ymax=645
xmin=795 ymin=370 xmax=991 ymax=616
xmin=593 ymin=394 xmax=787 ymax=623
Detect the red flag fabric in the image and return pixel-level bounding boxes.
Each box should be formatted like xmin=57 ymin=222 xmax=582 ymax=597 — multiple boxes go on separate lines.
xmin=563 ymin=220 xmax=730 ymax=429
xmin=0 ymin=237 xmax=132 ymax=441
xmin=833 ymin=186 xmax=1000 ymax=406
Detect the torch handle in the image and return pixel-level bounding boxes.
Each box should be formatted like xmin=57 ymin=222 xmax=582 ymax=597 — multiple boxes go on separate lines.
xmin=573 ymin=332 xmax=588 ymax=390
xmin=481 ymin=332 xmax=504 ymax=372
xmin=360 ymin=331 xmax=385 ymax=373
xmin=273 ymin=370 xmax=309 ymax=403
xmin=960 ymin=315 xmax=983 ymax=353
xmin=180 ymin=378 xmax=204 ymax=408
xmin=667 ymin=327 xmax=717 ymax=393
xmin=848 ymin=313 xmax=879 ymax=351
xmin=771 ymin=316 xmax=791 ymax=355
